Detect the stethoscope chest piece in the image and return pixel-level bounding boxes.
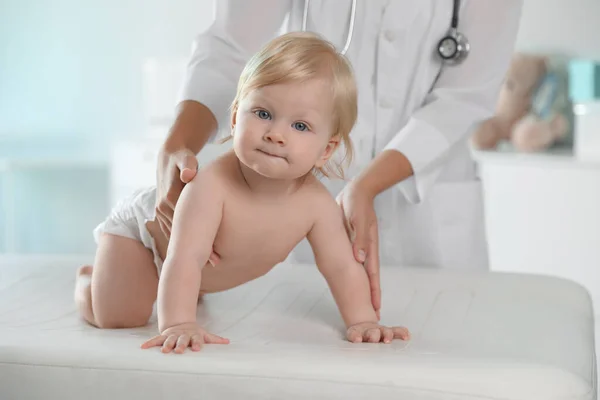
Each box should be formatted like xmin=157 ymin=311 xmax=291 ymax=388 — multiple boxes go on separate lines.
xmin=303 ymin=0 xmax=468 ymax=65
xmin=437 ymin=27 xmax=469 ymax=65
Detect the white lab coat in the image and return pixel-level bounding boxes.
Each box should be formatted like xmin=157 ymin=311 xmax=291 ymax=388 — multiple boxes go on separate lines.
xmin=178 ymin=0 xmax=523 ymax=270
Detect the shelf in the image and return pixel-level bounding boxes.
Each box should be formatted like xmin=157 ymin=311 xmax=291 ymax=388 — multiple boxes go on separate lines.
xmin=472 ymin=143 xmax=600 ymax=169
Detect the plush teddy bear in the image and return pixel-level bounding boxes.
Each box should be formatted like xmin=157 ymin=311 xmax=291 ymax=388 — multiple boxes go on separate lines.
xmin=471 ymin=53 xmax=572 ymax=152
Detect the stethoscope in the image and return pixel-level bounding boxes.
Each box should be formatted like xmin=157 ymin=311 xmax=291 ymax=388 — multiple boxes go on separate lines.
xmin=302 ymin=0 xmax=469 ymax=65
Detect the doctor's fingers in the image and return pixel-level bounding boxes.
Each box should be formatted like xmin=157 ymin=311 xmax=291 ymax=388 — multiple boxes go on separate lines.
xmin=157 ymin=199 xmax=175 ymax=223
xmin=350 ymin=218 xmax=374 ymax=264
xmin=337 ymin=196 xmax=354 ymax=242
xmin=156 ymin=212 xmax=172 ymax=239
xmin=366 ymin=222 xmax=381 ymax=314
xmin=156 ymin=198 xmax=175 ymax=238
xmin=173 ymin=149 xmax=198 ymax=184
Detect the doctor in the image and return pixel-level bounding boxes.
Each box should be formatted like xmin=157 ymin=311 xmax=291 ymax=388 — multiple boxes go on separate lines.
xmin=155 ymin=0 xmax=523 ymax=312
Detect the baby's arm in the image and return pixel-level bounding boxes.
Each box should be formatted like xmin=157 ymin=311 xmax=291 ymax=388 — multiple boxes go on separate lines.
xmin=307 ymin=193 xmax=409 ymax=343
xmin=142 ymin=169 xmax=229 ymax=353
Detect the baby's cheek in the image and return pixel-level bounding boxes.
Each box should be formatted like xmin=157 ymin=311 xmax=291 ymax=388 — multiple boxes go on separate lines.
xmin=302 ymin=141 xmax=327 ymax=162
xmin=232 ymin=130 xmax=250 ymax=151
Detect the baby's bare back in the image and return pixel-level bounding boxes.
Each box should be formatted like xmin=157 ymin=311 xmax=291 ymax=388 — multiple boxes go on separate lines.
xmin=150 ymin=152 xmax=324 ymax=294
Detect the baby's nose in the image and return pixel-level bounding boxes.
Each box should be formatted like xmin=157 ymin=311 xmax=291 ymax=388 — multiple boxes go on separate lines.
xmin=264 ymin=130 xmax=285 ymax=145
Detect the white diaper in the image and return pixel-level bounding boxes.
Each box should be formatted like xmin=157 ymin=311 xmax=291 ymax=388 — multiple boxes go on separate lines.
xmin=93 ymin=186 xmax=164 ymax=273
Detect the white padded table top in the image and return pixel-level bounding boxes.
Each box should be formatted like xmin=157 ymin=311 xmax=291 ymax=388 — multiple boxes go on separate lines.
xmin=0 ymin=255 xmax=596 ymax=400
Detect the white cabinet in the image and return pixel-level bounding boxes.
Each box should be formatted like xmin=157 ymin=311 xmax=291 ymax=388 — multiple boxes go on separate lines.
xmin=475 ymin=147 xmax=600 ymax=317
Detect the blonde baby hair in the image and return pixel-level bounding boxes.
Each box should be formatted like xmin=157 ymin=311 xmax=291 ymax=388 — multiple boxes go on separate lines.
xmin=226 ymin=31 xmax=357 ymax=180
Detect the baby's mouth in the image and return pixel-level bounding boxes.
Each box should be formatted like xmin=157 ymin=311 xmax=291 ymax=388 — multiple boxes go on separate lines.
xmin=257 ymin=149 xmax=286 ymax=161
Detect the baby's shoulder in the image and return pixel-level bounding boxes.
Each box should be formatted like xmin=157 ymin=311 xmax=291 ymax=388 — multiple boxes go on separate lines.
xmin=296 ymin=177 xmax=344 ymax=230
xmin=188 ymin=152 xmax=236 ymax=192
xmin=298 ymin=176 xmax=339 ymax=211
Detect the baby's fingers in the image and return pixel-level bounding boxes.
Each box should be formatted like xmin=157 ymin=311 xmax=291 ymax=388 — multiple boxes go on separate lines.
xmin=365 ymin=328 xmax=381 ymax=343
xmin=161 ymin=334 xmax=179 ymax=353
xmin=204 ymin=332 xmax=230 ymax=345
xmin=382 ymin=327 xmax=394 ymax=344
xmin=190 ymin=334 xmax=204 ymax=351
xmin=346 ymin=327 xmax=363 ymax=343
xmin=174 ymin=334 xmax=191 ymax=354
xmin=140 ymin=335 xmax=166 ymax=350
xmin=392 ymin=326 xmax=411 ymax=340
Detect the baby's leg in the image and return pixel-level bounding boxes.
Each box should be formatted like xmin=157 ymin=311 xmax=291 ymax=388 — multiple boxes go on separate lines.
xmin=75 ymin=233 xmax=158 ymax=329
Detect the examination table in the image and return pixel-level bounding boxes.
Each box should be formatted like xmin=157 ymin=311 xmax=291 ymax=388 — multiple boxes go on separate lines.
xmin=0 ymin=255 xmax=596 ymax=399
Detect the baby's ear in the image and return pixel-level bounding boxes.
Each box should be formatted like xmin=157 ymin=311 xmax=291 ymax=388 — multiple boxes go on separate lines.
xmin=326 ymin=135 xmax=341 ymax=155
xmin=316 ymin=135 xmax=341 ymax=167
xmin=230 ymin=111 xmax=237 ymax=132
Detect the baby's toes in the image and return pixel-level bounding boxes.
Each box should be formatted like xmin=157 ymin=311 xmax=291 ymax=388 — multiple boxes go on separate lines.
xmin=77 ymin=265 xmax=93 ymax=278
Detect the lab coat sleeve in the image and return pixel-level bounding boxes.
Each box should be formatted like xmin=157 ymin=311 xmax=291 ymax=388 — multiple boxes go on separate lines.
xmin=177 ymin=0 xmax=292 ymax=140
xmin=383 ymin=0 xmax=523 ymax=204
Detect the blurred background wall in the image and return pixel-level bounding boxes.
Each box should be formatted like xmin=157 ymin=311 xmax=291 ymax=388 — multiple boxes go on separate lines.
xmin=1 ymin=0 xmax=599 ymax=256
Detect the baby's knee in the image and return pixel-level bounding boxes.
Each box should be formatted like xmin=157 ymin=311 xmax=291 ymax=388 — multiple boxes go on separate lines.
xmin=92 ymin=300 xmax=152 ymax=329
xmin=94 ymin=311 xmax=151 ymax=329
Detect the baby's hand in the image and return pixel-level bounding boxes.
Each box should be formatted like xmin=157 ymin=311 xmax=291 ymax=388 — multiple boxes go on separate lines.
xmin=141 ymin=322 xmax=230 ymax=354
xmin=346 ymin=322 xmax=410 ymax=344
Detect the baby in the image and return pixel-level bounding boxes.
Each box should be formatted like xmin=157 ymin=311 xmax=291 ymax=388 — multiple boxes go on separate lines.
xmin=75 ymin=32 xmax=410 ymax=354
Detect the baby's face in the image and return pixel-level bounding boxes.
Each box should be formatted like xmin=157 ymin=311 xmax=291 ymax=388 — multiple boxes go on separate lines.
xmin=232 ymin=78 xmax=338 ymax=180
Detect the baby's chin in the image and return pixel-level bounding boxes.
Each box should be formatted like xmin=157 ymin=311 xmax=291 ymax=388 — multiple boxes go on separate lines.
xmin=249 ymin=164 xmax=301 ymax=180
xmin=241 ymin=159 xmax=310 ymax=181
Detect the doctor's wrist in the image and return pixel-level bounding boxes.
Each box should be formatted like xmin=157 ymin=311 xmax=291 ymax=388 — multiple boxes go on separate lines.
xmin=163 ymin=100 xmax=218 ymax=155
xmin=351 ymin=177 xmax=378 ymax=201
xmin=354 ymin=150 xmax=414 ymax=198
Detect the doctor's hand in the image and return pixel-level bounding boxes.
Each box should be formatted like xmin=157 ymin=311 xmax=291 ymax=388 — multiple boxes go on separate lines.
xmin=156 ymin=148 xmax=198 ymax=238
xmin=336 ymin=181 xmax=381 ymax=319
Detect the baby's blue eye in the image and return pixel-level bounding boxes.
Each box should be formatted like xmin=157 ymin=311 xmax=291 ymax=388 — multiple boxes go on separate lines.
xmin=254 ymin=110 xmax=271 ymax=119
xmin=293 ymin=122 xmax=308 ymax=131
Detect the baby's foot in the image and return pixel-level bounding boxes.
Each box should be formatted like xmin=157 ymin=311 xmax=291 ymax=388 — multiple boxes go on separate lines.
xmin=76 ymin=265 xmax=93 ymax=287
xmin=75 ymin=265 xmax=93 ymax=300
xmin=74 ymin=265 xmax=95 ymax=325
xmin=77 ymin=265 xmax=93 ymax=278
